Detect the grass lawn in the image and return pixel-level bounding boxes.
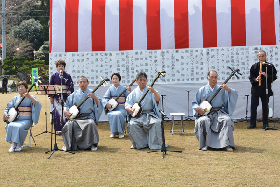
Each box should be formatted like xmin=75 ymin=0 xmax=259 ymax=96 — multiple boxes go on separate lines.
xmin=0 ymin=92 xmax=280 ymax=186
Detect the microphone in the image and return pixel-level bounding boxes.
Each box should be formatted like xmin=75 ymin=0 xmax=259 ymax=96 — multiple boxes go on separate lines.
xmin=60 ymin=70 xmax=63 ymax=75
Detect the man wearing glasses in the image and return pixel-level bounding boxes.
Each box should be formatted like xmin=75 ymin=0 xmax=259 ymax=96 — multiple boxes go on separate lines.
xmin=192 ymin=70 xmax=238 ymax=152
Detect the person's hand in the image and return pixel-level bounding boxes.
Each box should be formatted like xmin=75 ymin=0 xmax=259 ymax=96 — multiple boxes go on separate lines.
xmin=259 ymin=71 xmax=266 ymax=77
xmin=126 ymin=85 xmax=132 ymax=92
xmin=196 ymin=107 xmax=205 ymax=116
xmin=126 ymin=107 xmax=134 ymax=115
xmin=4 ymin=113 xmax=9 ymax=121
xmin=148 ymin=86 xmax=156 ymax=94
xmin=256 ymin=75 xmax=260 ymax=82
xmin=23 ymin=92 xmax=32 ymax=99
xmin=88 ymin=93 xmax=97 ymax=100
xmin=50 ymin=97 xmax=54 ymax=104
xmin=67 ymin=91 xmax=71 ymax=96
xmin=221 ymin=84 xmax=231 ymax=93
xmin=64 ymin=110 xmax=72 ymax=119
xmin=106 ymin=103 xmax=112 ymax=109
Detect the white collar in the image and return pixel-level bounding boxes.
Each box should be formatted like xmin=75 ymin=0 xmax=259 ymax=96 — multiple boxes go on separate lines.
xmin=208 ymin=84 xmax=215 ymax=92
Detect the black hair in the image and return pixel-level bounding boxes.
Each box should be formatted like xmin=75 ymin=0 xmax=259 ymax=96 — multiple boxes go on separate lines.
xmin=111 ymin=73 xmax=121 ymax=81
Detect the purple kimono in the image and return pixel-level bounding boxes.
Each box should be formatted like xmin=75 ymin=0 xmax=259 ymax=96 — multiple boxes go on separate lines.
xmin=49 ymin=71 xmax=74 ymax=131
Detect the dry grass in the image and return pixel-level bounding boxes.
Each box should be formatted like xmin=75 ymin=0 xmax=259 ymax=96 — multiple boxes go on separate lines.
xmin=0 ymin=92 xmax=280 ymax=186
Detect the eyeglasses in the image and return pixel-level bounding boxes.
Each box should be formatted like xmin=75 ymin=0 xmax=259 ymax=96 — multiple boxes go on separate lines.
xmin=209 ymin=76 xmax=218 ymax=79
xmin=78 ymin=81 xmax=88 ymax=84
xmin=18 ymin=85 xmax=26 ymax=89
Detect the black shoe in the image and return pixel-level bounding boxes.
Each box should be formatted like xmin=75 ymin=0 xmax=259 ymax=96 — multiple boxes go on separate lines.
xmin=262 ymin=124 xmax=269 ymax=129
xmin=247 ymin=124 xmax=256 ymax=129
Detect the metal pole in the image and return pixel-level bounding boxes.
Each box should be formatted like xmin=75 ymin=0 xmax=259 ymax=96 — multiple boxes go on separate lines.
xmin=1 ymin=0 xmax=6 ymax=75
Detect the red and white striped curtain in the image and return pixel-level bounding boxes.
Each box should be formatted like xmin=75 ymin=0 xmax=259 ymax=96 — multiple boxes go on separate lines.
xmin=49 ymin=0 xmax=279 ymax=53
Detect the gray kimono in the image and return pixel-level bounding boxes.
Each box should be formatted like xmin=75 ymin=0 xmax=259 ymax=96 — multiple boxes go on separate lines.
xmin=62 ymin=88 xmax=103 ymax=151
xmin=125 ymin=86 xmax=162 ymax=150
xmin=192 ymin=84 xmax=238 ymax=149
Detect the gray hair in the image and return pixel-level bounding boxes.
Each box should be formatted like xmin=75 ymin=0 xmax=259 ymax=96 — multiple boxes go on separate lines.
xmin=258 ymin=50 xmax=266 ymax=55
xmin=136 ymin=72 xmax=147 ymax=80
xmin=207 ymin=70 xmax=218 ymax=77
xmin=78 ymin=76 xmax=89 ymax=82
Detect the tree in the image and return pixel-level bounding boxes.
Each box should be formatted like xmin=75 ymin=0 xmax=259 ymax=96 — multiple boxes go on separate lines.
xmin=12 ymin=18 xmax=43 ymax=49
xmin=5 ymin=33 xmax=34 ymax=59
xmin=36 ymin=41 xmax=49 ymax=65
xmin=1 ymin=57 xmax=48 ymax=82
xmin=36 ymin=0 xmax=50 ymax=42
xmin=13 ymin=0 xmax=50 ymax=44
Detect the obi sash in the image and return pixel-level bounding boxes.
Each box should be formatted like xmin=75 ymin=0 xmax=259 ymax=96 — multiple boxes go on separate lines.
xmin=54 ymin=85 xmax=68 ymax=94
xmin=111 ymin=96 xmax=125 ymax=105
xmin=18 ymin=106 xmax=32 ymax=116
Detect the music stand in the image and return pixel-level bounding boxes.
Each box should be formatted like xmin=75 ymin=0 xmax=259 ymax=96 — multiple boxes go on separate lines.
xmin=45 ymin=107 xmax=74 ymax=159
xmin=160 ymin=95 xmax=169 ymax=120
xmin=147 ymin=110 xmax=182 ymax=159
xmin=34 ymin=85 xmax=56 ymax=137
xmin=185 ymin=90 xmax=192 ymax=121
xmin=240 ymin=95 xmax=250 ymax=122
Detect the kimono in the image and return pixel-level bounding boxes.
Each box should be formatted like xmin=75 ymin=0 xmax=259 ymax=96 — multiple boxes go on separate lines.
xmin=62 ymin=87 xmax=103 ymax=151
xmin=49 ymin=71 xmax=74 ymax=131
xmin=125 ymin=86 xmax=162 ymax=150
xmin=4 ymin=95 xmax=42 ymax=146
xmin=102 ymin=85 xmax=130 ymax=134
xmin=192 ymin=84 xmax=238 ymax=149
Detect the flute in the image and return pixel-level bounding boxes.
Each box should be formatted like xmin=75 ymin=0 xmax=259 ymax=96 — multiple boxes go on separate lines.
xmin=259 ymin=61 xmax=265 ymax=86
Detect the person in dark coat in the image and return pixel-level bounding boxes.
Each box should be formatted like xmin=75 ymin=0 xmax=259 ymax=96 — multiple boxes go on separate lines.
xmin=247 ymin=50 xmax=277 ymax=129
xmin=2 ymin=76 xmax=8 ymax=94
xmin=49 ymin=60 xmax=74 ymax=133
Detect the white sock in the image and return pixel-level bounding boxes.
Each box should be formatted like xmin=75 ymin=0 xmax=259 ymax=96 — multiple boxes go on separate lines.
xmin=11 ymin=142 xmax=16 ymax=149
xmin=16 ymin=143 xmax=21 ymax=149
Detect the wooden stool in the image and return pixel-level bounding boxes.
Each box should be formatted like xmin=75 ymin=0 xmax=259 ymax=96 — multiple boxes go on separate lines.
xmin=170 ymin=113 xmax=185 ymax=135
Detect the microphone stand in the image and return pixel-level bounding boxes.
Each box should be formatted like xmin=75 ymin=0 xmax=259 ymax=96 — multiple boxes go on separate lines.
xmin=59 ymin=71 xmax=64 ymax=133
xmin=45 ymin=71 xmax=75 ymax=158
xmin=264 ymin=64 xmax=277 ymax=131
xmin=45 ymin=108 xmax=75 ymax=159
xmin=147 ymin=110 xmax=182 ymax=159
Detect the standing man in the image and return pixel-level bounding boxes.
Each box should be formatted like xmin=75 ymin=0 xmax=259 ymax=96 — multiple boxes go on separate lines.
xmin=125 ymin=72 xmax=162 ymax=150
xmin=62 ymin=76 xmax=103 ymax=151
xmin=192 ymin=70 xmax=238 ymax=151
xmin=2 ymin=76 xmax=8 ymax=94
xmin=247 ymin=50 xmax=277 ymax=129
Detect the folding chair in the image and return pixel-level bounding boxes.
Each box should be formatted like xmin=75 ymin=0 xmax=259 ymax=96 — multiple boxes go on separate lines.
xmin=23 ymin=124 xmax=36 ymax=148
